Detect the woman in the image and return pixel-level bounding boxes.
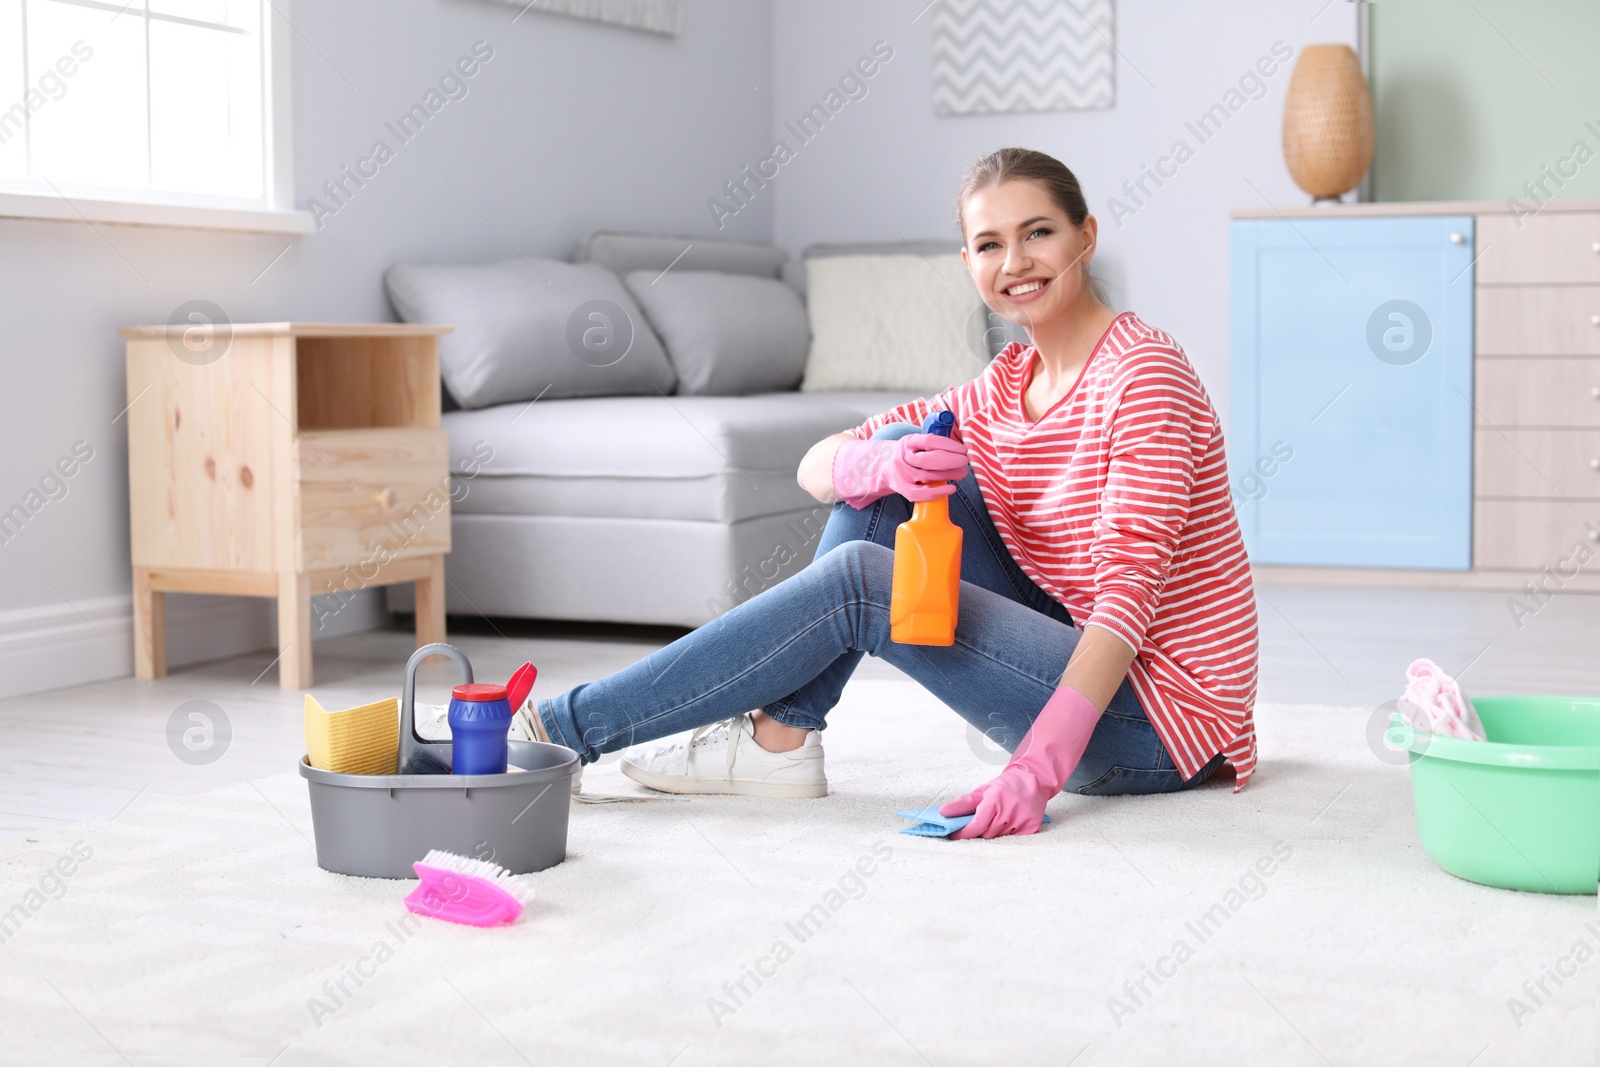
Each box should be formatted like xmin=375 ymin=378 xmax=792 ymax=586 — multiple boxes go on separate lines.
xmin=512 ymin=147 xmax=1259 ymax=839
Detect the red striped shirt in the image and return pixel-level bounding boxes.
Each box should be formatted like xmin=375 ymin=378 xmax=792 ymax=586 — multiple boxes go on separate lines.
xmin=851 ymin=311 xmax=1259 ymax=792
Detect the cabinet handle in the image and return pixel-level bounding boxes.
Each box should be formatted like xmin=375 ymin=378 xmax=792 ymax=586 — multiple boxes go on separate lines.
xmin=374 ymin=488 xmax=397 ymax=509
xmin=1449 ymin=233 xmax=1465 ymax=244
xmin=1591 ymin=458 xmax=1600 ymax=470
xmin=1593 ymin=242 xmax=1600 ymax=253
xmin=1593 ymin=386 xmax=1600 ymax=400
xmin=1592 ymin=314 xmax=1600 ymax=326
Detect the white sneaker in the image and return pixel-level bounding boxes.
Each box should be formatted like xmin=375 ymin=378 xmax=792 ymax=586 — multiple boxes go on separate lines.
xmin=620 ymin=714 xmax=827 ymax=799
xmin=509 ymin=698 xmax=584 ymax=795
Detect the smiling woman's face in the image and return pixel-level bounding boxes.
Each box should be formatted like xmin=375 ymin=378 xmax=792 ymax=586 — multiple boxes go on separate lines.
xmin=960 ymin=179 xmax=1096 ymax=330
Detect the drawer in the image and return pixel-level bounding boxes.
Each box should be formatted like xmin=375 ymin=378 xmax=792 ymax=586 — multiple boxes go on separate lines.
xmin=1475 ymin=428 xmax=1600 ymax=498
xmin=295 ymin=428 xmax=451 ymax=569
xmin=1474 ymin=499 xmax=1600 ymax=569
xmin=1477 ymin=212 xmax=1600 ymax=285
xmin=1476 ymin=286 xmax=1600 ymax=355
xmin=1475 ymin=359 xmax=1600 ymax=427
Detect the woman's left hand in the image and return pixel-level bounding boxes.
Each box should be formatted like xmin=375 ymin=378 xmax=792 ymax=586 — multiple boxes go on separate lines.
xmin=940 ymin=767 xmax=1054 ymax=838
xmin=939 ymin=685 xmax=1102 ymax=839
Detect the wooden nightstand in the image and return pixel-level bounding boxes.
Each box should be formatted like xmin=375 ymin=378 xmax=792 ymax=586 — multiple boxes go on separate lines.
xmin=122 ymin=322 xmax=455 ymax=689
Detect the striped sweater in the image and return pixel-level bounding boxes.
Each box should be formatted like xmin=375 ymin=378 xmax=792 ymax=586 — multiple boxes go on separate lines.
xmin=850 ymin=311 xmax=1259 ymax=792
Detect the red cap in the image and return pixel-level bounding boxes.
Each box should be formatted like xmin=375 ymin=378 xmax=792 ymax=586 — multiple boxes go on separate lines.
xmin=452 ymin=683 xmax=507 ymax=701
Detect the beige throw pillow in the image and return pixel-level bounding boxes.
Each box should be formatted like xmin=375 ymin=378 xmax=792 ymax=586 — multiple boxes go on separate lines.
xmin=800 ymin=254 xmax=992 ymax=392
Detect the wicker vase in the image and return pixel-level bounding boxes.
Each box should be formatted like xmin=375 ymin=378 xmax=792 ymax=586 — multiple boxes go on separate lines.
xmin=1282 ymin=44 xmax=1374 ymax=202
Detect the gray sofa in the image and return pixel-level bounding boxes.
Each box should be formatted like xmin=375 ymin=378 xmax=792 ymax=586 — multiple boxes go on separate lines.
xmin=386 ymin=231 xmax=949 ymax=628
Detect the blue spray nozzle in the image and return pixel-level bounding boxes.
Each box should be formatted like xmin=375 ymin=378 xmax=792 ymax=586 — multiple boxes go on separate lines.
xmin=922 ymin=410 xmax=954 ymax=438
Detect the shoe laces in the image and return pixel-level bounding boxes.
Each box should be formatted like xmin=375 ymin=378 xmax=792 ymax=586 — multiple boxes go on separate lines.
xmin=675 ymin=715 xmax=745 ymax=777
xmin=508 ymin=699 xmax=545 ymax=743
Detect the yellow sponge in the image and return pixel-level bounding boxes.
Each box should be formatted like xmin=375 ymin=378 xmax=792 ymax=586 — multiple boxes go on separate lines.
xmin=304 ymin=694 xmax=399 ymax=775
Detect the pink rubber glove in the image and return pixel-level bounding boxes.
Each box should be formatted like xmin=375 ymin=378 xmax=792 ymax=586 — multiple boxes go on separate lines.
xmin=832 ymin=433 xmax=969 ymax=509
xmin=940 ymin=685 xmax=1100 ymax=839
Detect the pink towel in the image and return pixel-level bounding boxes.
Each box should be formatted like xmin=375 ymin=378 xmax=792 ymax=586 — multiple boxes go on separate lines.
xmin=1397 ymin=658 xmax=1486 ymax=741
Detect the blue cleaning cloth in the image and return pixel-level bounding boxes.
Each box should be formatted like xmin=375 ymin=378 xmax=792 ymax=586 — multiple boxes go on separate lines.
xmin=895 ymin=806 xmax=1051 ymax=838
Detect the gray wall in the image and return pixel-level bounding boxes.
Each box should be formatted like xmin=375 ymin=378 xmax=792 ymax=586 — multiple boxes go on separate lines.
xmin=768 ymin=0 xmax=1360 ymax=430
xmin=0 ymin=0 xmax=773 ymax=695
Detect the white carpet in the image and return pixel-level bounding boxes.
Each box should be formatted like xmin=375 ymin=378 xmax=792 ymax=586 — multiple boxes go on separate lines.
xmin=0 ymin=679 xmax=1595 ymax=1067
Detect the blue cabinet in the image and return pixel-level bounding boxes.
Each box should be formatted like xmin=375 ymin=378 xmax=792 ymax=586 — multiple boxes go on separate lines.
xmin=1230 ymin=215 xmax=1475 ymax=569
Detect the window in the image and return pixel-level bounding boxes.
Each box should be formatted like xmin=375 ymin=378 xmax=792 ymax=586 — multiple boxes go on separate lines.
xmin=0 ymin=0 xmax=307 ymax=231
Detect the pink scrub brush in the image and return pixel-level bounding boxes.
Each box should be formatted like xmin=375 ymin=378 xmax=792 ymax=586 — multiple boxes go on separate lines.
xmin=403 ymin=849 xmax=535 ymax=927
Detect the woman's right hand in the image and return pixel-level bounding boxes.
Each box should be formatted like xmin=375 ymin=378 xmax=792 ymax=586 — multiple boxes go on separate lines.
xmin=832 ymin=433 xmax=969 ymax=508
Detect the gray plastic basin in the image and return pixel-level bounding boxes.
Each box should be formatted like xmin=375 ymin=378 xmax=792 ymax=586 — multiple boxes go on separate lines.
xmin=298 ymin=739 xmax=578 ymax=879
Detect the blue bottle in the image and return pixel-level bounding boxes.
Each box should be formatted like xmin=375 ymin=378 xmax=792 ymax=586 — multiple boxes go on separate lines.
xmin=448 ymin=683 xmax=513 ymax=775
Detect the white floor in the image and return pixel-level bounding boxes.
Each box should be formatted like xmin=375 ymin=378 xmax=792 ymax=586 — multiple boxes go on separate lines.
xmin=0 ymin=584 xmax=1597 ymax=1064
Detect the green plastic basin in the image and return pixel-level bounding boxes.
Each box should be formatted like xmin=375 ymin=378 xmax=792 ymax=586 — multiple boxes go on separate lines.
xmin=1390 ymin=696 xmax=1600 ymax=894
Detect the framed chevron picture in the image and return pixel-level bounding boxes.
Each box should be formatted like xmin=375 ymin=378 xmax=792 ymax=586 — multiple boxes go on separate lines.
xmin=932 ymin=0 xmax=1116 ymax=115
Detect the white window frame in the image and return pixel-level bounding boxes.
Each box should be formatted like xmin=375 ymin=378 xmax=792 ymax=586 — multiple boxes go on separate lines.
xmin=0 ymin=0 xmax=310 ymax=234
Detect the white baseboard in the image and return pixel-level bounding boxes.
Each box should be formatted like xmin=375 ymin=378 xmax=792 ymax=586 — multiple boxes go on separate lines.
xmin=0 ymin=588 xmax=390 ymax=700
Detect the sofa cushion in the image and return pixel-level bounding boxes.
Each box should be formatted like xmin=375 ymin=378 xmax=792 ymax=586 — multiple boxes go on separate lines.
xmin=799 ymin=253 xmax=990 ymax=393
xmin=443 ymin=390 xmax=921 ymax=523
xmin=385 ymin=258 xmax=676 ymax=410
xmin=573 ymin=230 xmax=788 ymax=279
xmin=623 ymin=270 xmax=810 ymax=396
xmin=786 ymin=239 xmax=965 ymax=300
xmin=785 ymin=239 xmax=1029 ymax=359
xmin=386 ymin=509 xmax=839 ymax=628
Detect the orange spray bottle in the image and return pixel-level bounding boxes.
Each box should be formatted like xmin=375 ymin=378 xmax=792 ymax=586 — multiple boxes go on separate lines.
xmin=891 ymin=410 xmax=963 ymax=645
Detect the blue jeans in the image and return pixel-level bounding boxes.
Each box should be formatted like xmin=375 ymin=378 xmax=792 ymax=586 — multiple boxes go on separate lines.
xmin=536 ymin=423 xmax=1225 ymax=796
